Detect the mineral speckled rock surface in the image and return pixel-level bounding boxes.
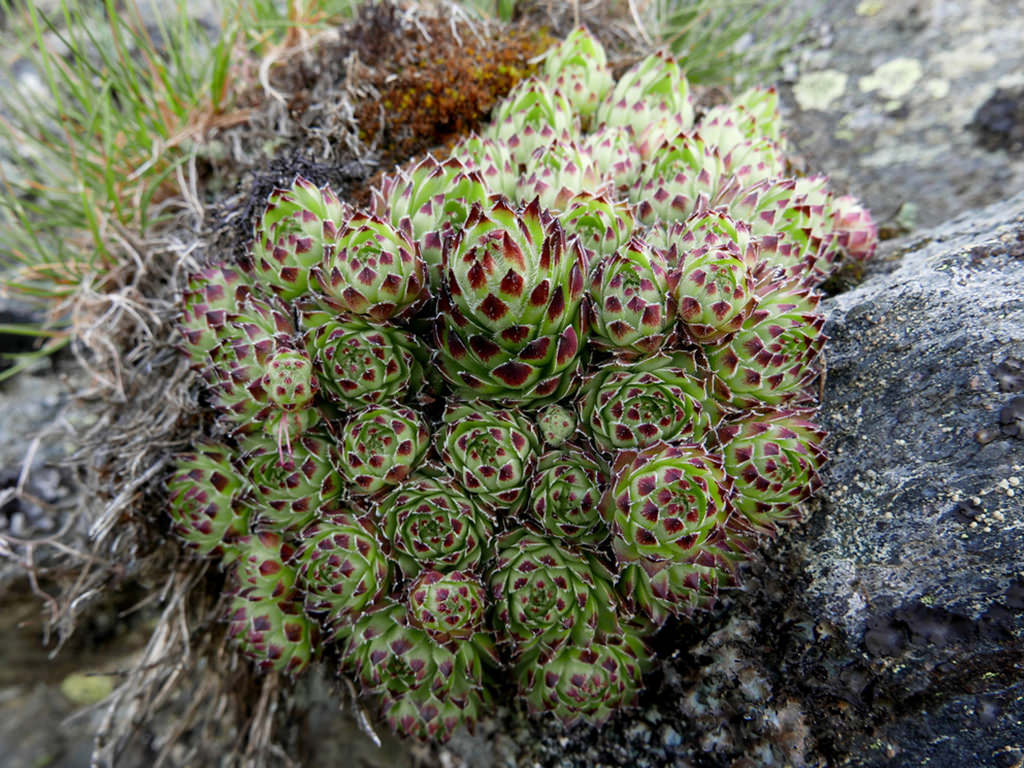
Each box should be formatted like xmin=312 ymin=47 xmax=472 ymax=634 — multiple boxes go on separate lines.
xmin=439 ymin=193 xmax=1024 ymax=768
xmin=780 ymin=0 xmax=1024 ymax=231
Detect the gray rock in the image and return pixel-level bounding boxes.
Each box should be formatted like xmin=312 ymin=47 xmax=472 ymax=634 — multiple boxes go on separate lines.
xmin=777 ymin=0 xmax=1024 ymax=230
xmin=442 ymin=192 xmax=1024 ymax=768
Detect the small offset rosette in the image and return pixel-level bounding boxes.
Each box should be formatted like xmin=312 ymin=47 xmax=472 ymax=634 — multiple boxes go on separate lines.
xmin=540 ymin=26 xmax=614 ymax=125
xmin=557 ymin=191 xmax=636 ymax=260
xmin=436 ymin=402 xmax=540 ymax=513
xmin=312 ymin=211 xmax=428 ymax=321
xmin=336 ymin=404 xmax=430 ymax=496
xmin=226 ymin=588 xmax=316 ymax=677
xmin=630 ymin=133 xmax=724 ymax=225
xmin=593 ymin=49 xmax=694 ymax=139
xmin=483 ymin=79 xmax=577 ymax=168
xmin=587 ymin=236 xmax=679 ymax=356
xmin=489 ymin=528 xmax=621 ymax=656
xmin=580 ymin=352 xmax=717 ymax=453
xmin=406 ymin=569 xmax=489 ymax=648
xmin=177 ymin=265 xmax=251 ymax=370
xmin=380 ymin=472 xmax=494 ymax=577
xmin=517 ymin=140 xmax=609 ymax=212
xmin=717 ymin=408 xmax=827 ymax=536
xmin=294 ymin=508 xmax=392 ymax=630
xmin=530 ymin=450 xmax=609 ymax=546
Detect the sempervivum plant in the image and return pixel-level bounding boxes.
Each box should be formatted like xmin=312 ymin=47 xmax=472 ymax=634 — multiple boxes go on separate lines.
xmin=171 ymin=24 xmax=876 ymax=744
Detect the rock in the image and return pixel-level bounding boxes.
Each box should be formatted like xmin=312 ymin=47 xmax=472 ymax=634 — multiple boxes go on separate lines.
xmin=443 ymin=192 xmax=1024 ymax=768
xmin=777 ymin=0 xmax=1024 ymax=229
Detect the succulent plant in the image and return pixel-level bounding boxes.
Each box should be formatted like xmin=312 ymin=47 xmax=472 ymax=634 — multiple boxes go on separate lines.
xmin=170 ymin=25 xmax=875 ymax=745
xmin=336 ymin=404 xmax=430 ymax=496
xmin=167 ymin=443 xmax=248 ymax=556
xmin=301 ymin=311 xmax=428 ymax=409
xmin=312 ymin=212 xmax=428 ymax=321
xmin=530 ymin=450 xmax=608 ymax=545
xmin=541 ymin=26 xmax=614 ymax=125
xmin=437 ymin=403 xmax=540 ymax=512
xmin=435 ymin=198 xmax=587 ymax=403
xmin=490 ymin=529 xmax=621 ymax=655
xmin=381 ymin=472 xmax=493 ymax=576
xmin=718 ymin=409 xmax=827 ymax=536
xmin=246 ymin=176 xmax=348 ymax=300
xmin=295 ymin=509 xmax=392 ymax=627
xmin=517 ymin=634 xmax=648 ymax=725
xmin=587 ymin=236 xmax=679 ymax=356
xmin=580 ymin=352 xmax=716 ymax=453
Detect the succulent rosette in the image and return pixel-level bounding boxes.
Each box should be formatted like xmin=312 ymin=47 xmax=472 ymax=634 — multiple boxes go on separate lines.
xmin=484 ymin=79 xmax=576 ymax=168
xmin=437 ymin=402 xmax=540 ymax=511
xmin=407 ymin=569 xmax=488 ymax=646
xmin=541 ymin=26 xmax=614 ymax=124
xmin=594 ymin=49 xmax=694 ymax=139
xmin=228 ymin=530 xmax=298 ymax=599
xmin=341 ymin=602 xmax=495 ymax=739
xmin=672 ymin=231 xmax=756 ymax=344
xmin=246 ymin=177 xmax=348 ymax=300
xmin=167 ymin=443 xmax=249 ymax=556
xmin=517 ymin=140 xmax=609 ymax=212
xmin=336 ymin=404 xmax=429 ymax=496
xmin=581 ymin=125 xmax=643 ymax=192
xmin=830 ymin=194 xmax=879 ymax=264
xmin=718 ymin=409 xmax=827 ymax=536
xmin=580 ymin=352 xmax=716 ymax=453
xmin=531 ymin=450 xmax=608 ymax=545
xmin=631 ymin=134 xmax=724 ymax=225
xmin=517 ymin=634 xmax=648 ymax=725
xmin=587 ymin=236 xmax=679 ymax=355
xmin=295 ymin=509 xmax=391 ymax=625
xmin=372 ymin=156 xmax=491 ymax=288
xmin=536 ymin=403 xmax=578 ymax=448
xmin=449 ymin=133 xmax=518 ymax=200
xmin=600 ymin=442 xmax=733 ymax=566
xmin=557 ymin=191 xmax=636 ymax=259
xmin=226 ymin=589 xmax=316 ymax=676
xmin=435 ymin=198 xmax=587 ymax=403
xmin=705 ymin=278 xmax=825 ymax=408
xmin=381 ymin=472 xmax=493 ymax=576
xmin=697 ymin=105 xmax=785 ymax=188
xmin=239 ymin=433 xmax=342 ymax=531
xmin=490 ymin=529 xmax=621 ymax=655
xmin=178 ymin=266 xmax=251 ymax=369
xmin=301 ymin=311 xmax=428 ymax=409
xmin=312 ymin=212 xmax=427 ymax=321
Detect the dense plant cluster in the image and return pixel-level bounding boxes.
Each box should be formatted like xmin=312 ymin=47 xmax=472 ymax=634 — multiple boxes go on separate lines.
xmin=171 ymin=27 xmax=877 ymax=742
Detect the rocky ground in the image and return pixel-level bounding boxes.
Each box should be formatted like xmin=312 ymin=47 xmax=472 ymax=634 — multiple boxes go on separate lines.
xmin=1 ymin=1 xmax=1023 ymax=766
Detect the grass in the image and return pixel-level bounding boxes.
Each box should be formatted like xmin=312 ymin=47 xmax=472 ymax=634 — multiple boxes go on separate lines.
xmin=0 ymin=0 xmax=360 ymax=380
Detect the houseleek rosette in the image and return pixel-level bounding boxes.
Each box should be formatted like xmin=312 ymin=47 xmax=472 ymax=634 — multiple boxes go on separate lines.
xmin=580 ymin=352 xmax=716 ymax=453
xmin=312 ymin=212 xmax=427 ymax=321
xmin=449 ymin=132 xmax=518 ymax=200
xmin=226 ymin=588 xmax=316 ymax=677
xmin=674 ymin=231 xmax=755 ymax=344
xmin=483 ymin=79 xmax=576 ymax=168
xmin=301 ymin=311 xmax=428 ymax=409
xmin=517 ymin=635 xmax=648 ymax=725
xmin=435 ymin=198 xmax=587 ymax=403
xmin=238 ymin=433 xmax=342 ymax=532
xmin=705 ymin=278 xmax=825 ymax=408
xmin=167 ymin=443 xmax=249 ymax=557
xmin=631 ymin=133 xmax=724 ymax=225
xmin=536 ymin=403 xmax=578 ymax=448
xmin=295 ymin=509 xmax=391 ymax=626
xmin=594 ymin=49 xmax=694 ymax=139
xmin=587 ymin=236 xmax=679 ymax=356
xmin=407 ymin=569 xmax=488 ymax=646
xmin=372 ymin=156 xmax=490 ymax=288
xmin=541 ymin=26 xmax=614 ymax=124
xmin=530 ymin=450 xmax=608 ymax=545
xmin=436 ymin=403 xmax=539 ymax=511
xmin=247 ymin=176 xmax=348 ymax=300
xmin=229 ymin=530 xmax=297 ymax=599
xmin=718 ymin=409 xmax=827 ymax=536
xmin=341 ymin=602 xmax=495 ymax=741
xmin=557 ymin=191 xmax=636 ymax=259
xmin=381 ymin=473 xmax=493 ymax=576
xmin=581 ymin=125 xmax=643 ymax=193
xmin=178 ymin=266 xmax=251 ymax=369
xmin=517 ymin=140 xmax=608 ymax=212
xmin=336 ymin=405 xmax=430 ymax=496
xmin=490 ymin=529 xmax=620 ymax=655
